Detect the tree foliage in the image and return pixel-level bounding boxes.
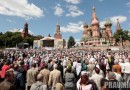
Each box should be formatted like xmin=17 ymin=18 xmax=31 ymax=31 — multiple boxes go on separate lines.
xmin=67 ymin=36 xmax=76 ymax=48
xmin=114 ymin=30 xmax=130 ymax=43
xmin=0 ymin=31 xmax=42 ymax=48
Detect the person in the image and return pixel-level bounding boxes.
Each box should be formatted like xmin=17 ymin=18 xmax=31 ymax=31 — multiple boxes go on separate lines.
xmin=55 ymin=82 xmax=64 ymax=90
xmin=0 ymin=69 xmax=16 ymax=90
xmin=87 ymin=60 xmax=94 ymax=77
xmin=1 ymin=61 xmax=10 ymax=81
xmin=18 ymin=60 xmax=27 ymax=86
xmin=48 ymin=64 xmax=62 ymax=90
xmin=100 ymin=78 xmax=109 ymax=90
xmin=13 ymin=64 xmax=25 ymax=90
xmin=112 ymin=60 xmax=121 ymax=74
xmin=123 ymin=58 xmax=130 ymax=82
xmin=26 ymin=63 xmax=38 ymax=90
xmin=77 ymin=71 xmax=92 ymax=90
xmin=30 ymin=73 xmax=47 ymax=90
xmin=64 ymin=65 xmax=75 ymax=90
xmin=107 ymin=72 xmax=119 ymax=90
xmin=91 ymin=67 xmax=103 ymax=90
xmin=92 ymin=64 xmax=104 ymax=77
xmin=113 ymin=69 xmax=122 ymax=82
xmin=39 ymin=64 xmax=50 ymax=89
xmin=57 ymin=60 xmax=64 ymax=82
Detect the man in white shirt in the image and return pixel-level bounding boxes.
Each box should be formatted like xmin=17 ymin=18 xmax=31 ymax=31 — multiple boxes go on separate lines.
xmin=91 ymin=67 xmax=103 ymax=90
xmin=124 ymin=59 xmax=130 ymax=82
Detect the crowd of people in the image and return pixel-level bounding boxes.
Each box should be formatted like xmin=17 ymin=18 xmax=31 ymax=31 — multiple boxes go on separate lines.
xmin=0 ymin=48 xmax=130 ymax=90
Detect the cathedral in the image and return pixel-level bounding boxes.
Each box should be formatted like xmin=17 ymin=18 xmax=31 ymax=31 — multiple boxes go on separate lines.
xmin=81 ymin=7 xmax=121 ymax=46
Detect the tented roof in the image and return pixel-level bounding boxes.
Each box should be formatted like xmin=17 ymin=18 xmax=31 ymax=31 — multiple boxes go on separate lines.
xmin=40 ymin=37 xmax=55 ymax=40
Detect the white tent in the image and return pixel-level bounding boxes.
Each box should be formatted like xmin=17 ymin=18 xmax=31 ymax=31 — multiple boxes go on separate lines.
xmin=40 ymin=37 xmax=55 ymax=40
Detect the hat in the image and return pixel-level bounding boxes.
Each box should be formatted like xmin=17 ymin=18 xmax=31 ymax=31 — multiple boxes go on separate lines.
xmin=67 ymin=64 xmax=72 ymax=69
xmin=96 ymin=64 xmax=100 ymax=69
xmin=81 ymin=71 xmax=87 ymax=75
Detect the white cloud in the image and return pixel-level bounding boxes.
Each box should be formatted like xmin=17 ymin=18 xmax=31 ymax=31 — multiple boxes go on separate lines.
xmin=110 ymin=16 xmax=127 ymax=25
xmin=0 ymin=0 xmax=43 ymax=19
xmin=54 ymin=4 xmax=64 ymax=16
xmin=66 ymin=5 xmax=84 ymax=17
xmin=100 ymin=21 xmax=106 ymax=28
xmin=64 ymin=0 xmax=80 ymax=4
xmin=99 ymin=16 xmax=127 ymax=27
xmin=126 ymin=2 xmax=130 ymax=12
xmin=61 ymin=21 xmax=83 ymax=33
xmin=6 ymin=19 xmax=16 ymax=23
xmin=126 ymin=2 xmax=130 ymax=7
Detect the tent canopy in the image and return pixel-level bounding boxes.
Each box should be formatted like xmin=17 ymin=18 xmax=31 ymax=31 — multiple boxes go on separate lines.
xmin=40 ymin=37 xmax=55 ymax=40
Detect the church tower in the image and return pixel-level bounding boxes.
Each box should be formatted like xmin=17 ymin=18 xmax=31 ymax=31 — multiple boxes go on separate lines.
xmin=22 ymin=22 xmax=29 ymax=39
xmin=23 ymin=22 xmax=29 ymax=36
xmin=91 ymin=7 xmax=100 ymax=38
xmin=54 ymin=22 xmax=62 ymax=39
xmin=104 ymin=19 xmax=112 ymax=37
xmin=83 ymin=22 xmax=88 ymax=37
xmin=116 ymin=19 xmax=121 ymax=33
xmin=101 ymin=26 xmax=107 ymax=38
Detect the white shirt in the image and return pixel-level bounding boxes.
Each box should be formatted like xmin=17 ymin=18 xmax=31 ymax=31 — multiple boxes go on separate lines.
xmin=91 ymin=73 xmax=103 ymax=90
xmin=124 ymin=62 xmax=130 ymax=74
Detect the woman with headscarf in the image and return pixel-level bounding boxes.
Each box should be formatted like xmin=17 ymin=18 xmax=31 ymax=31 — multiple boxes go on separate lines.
xmin=77 ymin=71 xmax=92 ymax=90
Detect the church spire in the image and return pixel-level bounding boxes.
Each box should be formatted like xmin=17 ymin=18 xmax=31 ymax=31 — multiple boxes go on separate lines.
xmin=91 ymin=6 xmax=99 ymax=25
xmin=116 ymin=19 xmax=121 ymax=33
xmin=57 ymin=20 xmax=60 ymax=26
xmin=92 ymin=6 xmax=98 ymax=21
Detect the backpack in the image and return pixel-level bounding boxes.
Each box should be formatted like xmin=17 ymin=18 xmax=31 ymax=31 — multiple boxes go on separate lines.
xmin=35 ymin=85 xmax=42 ymax=90
xmin=32 ymin=83 xmax=45 ymax=90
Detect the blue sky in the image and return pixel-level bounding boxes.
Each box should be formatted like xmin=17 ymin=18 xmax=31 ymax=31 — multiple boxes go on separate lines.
xmin=0 ymin=0 xmax=130 ymax=41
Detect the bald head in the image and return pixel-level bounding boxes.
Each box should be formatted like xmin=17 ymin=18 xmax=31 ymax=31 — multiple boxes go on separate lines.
xmin=53 ymin=64 xmax=58 ymax=69
xmin=37 ymin=74 xmax=43 ymax=81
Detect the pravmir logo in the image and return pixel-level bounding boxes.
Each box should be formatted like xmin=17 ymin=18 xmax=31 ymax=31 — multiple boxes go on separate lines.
xmin=105 ymin=82 xmax=130 ymax=88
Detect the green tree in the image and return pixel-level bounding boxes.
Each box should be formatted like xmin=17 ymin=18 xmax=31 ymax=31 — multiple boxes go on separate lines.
xmin=24 ymin=36 xmax=34 ymax=47
xmin=34 ymin=35 xmax=43 ymax=40
xmin=114 ymin=29 xmax=130 ymax=43
xmin=11 ymin=33 xmax=22 ymax=46
xmin=67 ymin=36 xmax=76 ymax=48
